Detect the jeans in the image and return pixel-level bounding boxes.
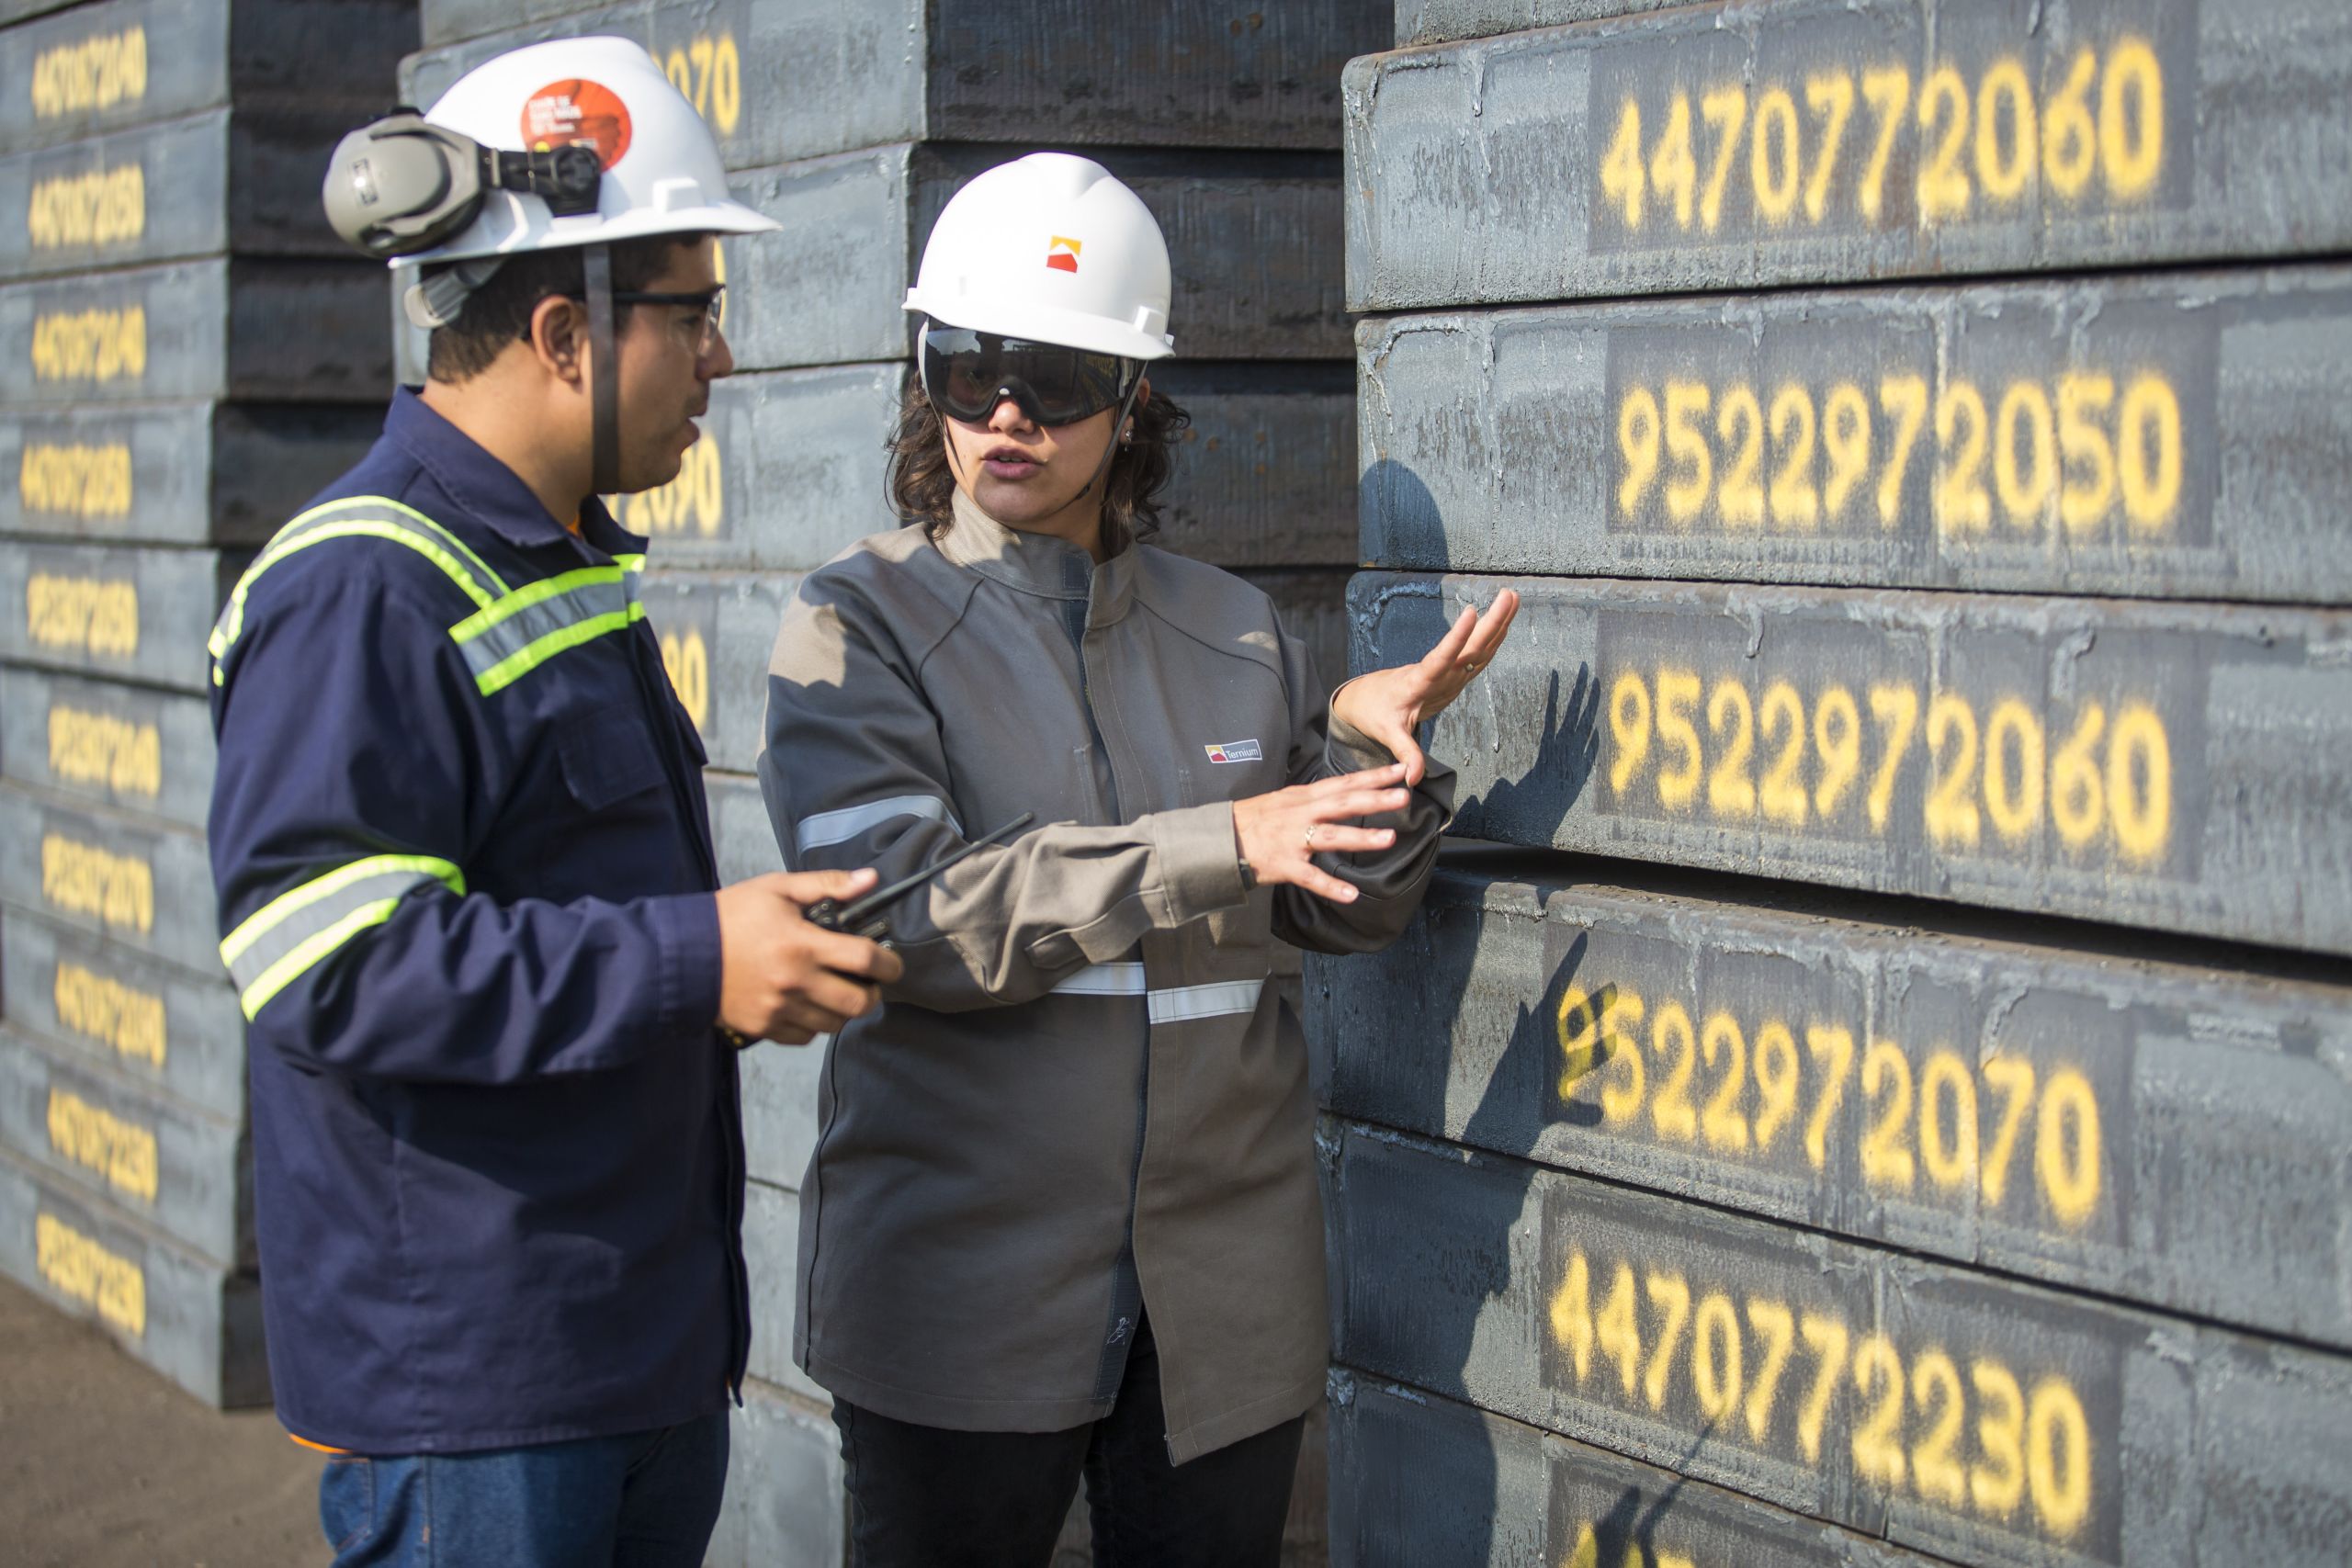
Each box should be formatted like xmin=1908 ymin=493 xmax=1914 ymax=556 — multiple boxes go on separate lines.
xmin=833 ymin=1312 xmax=1306 ymax=1568
xmin=317 ymin=1412 xmax=729 ymax=1568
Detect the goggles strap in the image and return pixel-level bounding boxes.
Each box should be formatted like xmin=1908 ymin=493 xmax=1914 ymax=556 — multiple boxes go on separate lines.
xmin=584 ymin=243 xmax=620 ymax=500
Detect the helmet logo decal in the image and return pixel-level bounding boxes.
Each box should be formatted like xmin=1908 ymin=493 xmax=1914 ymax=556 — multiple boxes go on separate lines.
xmin=1046 ymin=235 xmax=1081 ymax=273
xmin=521 ymin=79 xmax=633 ymax=170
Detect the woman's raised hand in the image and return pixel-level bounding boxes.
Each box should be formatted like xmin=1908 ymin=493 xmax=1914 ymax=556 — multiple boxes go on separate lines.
xmin=1232 ymin=765 xmax=1412 ymax=905
xmin=1329 ymin=590 xmax=1521 ymax=785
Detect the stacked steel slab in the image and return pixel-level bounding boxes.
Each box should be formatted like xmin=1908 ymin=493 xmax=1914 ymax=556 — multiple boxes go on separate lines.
xmin=391 ymin=3 xmax=1383 ymax=1561
xmin=1315 ymin=0 xmax=2352 ymax=1563
xmin=0 ymin=0 xmax=413 ymax=1406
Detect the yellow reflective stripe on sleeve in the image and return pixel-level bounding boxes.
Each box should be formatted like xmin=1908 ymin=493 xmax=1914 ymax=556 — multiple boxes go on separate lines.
xmin=450 ymin=558 xmax=649 ymax=696
xmin=220 ymin=854 xmax=464 ymax=1019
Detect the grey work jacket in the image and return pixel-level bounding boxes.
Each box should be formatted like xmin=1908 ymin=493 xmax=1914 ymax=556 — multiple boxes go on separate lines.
xmin=758 ymin=493 xmax=1453 ymax=1461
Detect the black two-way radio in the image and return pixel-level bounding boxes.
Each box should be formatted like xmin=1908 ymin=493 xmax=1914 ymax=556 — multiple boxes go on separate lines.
xmin=805 ymin=814 xmax=1035 ymax=942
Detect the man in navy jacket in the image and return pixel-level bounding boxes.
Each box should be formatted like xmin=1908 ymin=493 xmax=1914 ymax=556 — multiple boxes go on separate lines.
xmin=208 ymin=40 xmax=899 ymax=1565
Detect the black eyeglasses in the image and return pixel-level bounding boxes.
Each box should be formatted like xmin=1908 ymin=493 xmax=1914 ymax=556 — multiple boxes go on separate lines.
xmin=616 ymin=285 xmax=726 ymax=355
xmin=559 ymin=285 xmax=727 ymax=355
xmin=919 ymin=321 xmax=1140 ymax=427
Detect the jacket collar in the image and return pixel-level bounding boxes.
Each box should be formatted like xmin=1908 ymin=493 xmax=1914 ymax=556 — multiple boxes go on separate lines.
xmin=935 ymin=489 xmax=1136 ymax=626
xmin=384 ymin=387 xmax=647 ymax=560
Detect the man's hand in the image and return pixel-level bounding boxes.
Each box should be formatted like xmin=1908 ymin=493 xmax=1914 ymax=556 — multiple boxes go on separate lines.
xmin=1231 ymin=765 xmax=1413 ymax=905
xmin=715 ymin=869 xmax=907 ymax=1044
xmin=1329 ymin=589 xmax=1521 ymax=784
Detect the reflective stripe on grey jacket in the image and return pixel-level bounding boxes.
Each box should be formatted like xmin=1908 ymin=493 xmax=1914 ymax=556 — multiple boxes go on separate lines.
xmin=758 ymin=493 xmax=1453 ymax=1462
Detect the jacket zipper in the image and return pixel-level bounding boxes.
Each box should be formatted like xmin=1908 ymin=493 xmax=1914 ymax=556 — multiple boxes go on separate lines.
xmin=1064 ymin=579 xmax=1147 ymax=1402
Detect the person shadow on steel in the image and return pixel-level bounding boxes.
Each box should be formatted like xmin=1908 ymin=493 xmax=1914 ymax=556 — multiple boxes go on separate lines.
xmin=1323 ymin=459 xmax=1657 ymax=1566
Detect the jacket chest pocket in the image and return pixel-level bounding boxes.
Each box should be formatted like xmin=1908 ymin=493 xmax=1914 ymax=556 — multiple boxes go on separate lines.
xmin=555 ymin=714 xmax=667 ymax=813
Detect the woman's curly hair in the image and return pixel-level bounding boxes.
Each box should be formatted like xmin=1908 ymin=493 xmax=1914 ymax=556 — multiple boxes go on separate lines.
xmin=885 ymin=373 xmax=1192 ymax=547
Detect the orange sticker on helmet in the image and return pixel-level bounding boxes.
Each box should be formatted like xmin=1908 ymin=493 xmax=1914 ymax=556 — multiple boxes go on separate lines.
xmin=1046 ymin=235 xmax=1081 ymax=273
xmin=521 ymin=79 xmax=633 ymax=169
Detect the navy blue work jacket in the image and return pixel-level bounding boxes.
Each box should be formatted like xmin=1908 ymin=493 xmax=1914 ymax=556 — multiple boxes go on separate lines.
xmin=208 ymin=389 xmax=746 ymax=1454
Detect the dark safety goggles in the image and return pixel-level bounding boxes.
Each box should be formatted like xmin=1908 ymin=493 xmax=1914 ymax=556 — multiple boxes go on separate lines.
xmin=919 ymin=322 xmax=1141 ymax=427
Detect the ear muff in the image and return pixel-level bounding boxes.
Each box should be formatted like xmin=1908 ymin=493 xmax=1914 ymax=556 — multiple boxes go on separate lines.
xmin=323 ymin=113 xmax=604 ymax=261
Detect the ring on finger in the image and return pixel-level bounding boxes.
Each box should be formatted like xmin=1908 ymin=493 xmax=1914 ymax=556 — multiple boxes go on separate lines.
xmin=1304 ymin=824 xmax=1318 ymax=851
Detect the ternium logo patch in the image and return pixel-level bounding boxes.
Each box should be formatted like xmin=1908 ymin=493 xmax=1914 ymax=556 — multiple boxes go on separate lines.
xmin=1204 ymin=739 xmax=1263 ymax=764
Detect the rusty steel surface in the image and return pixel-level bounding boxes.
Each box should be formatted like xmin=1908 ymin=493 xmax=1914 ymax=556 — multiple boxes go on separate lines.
xmin=1308 ymin=853 xmax=2352 ymax=1349
xmin=1 ymin=542 xmax=242 ymax=693
xmin=1350 ymin=572 xmax=2352 ymax=954
xmin=0 ymin=1136 xmax=266 ymax=1408
xmin=0 ymin=908 xmax=243 ymax=1124
xmin=1358 ymin=265 xmax=2352 ymax=604
xmin=0 ymin=0 xmax=415 ymax=150
xmin=406 ymin=0 xmax=1384 ymax=160
xmin=0 ymin=665 xmax=213 ymax=828
xmin=1329 ymin=1121 xmax=2352 ymax=1568
xmin=0 ymin=259 xmax=393 ymax=406
xmin=1344 ymin=0 xmax=2352 ymax=311
xmin=0 ymin=1023 xmax=247 ymax=1270
xmin=0 ymin=785 xmax=220 ymax=976
xmin=718 ymin=142 xmax=1348 ymax=371
xmin=1329 ymin=1371 xmax=1963 ymax=1567
xmin=5 ymin=400 xmax=379 ymax=547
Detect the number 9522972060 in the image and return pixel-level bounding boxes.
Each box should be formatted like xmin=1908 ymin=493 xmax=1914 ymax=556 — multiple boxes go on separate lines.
xmin=1604 ymin=667 xmax=2174 ymax=867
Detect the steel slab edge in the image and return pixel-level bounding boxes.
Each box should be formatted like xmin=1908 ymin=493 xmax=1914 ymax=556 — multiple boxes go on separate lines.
xmin=1329 ymin=1122 xmax=2352 ymax=1568
xmin=1329 ymin=1371 xmax=1961 ymax=1568
xmin=1307 ymin=858 xmax=2352 ymax=1349
xmin=1 ymin=541 xmax=241 ymax=692
xmin=0 ymin=664 xmax=214 ymax=828
xmin=1394 ymin=0 xmax=1679 ymax=49
xmin=1349 ymin=572 xmax=2352 ymax=954
xmin=1344 ymin=0 xmax=2352 ymax=311
xmin=1358 ymin=265 xmax=2352 ymax=604
xmin=0 ymin=784 xmax=221 ymax=975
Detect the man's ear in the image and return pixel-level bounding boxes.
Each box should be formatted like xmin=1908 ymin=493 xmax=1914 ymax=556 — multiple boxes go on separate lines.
xmin=528 ymin=294 xmax=587 ymax=387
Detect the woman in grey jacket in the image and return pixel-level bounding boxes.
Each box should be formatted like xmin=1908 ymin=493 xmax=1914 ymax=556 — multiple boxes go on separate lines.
xmin=760 ymin=153 xmax=1517 ymax=1567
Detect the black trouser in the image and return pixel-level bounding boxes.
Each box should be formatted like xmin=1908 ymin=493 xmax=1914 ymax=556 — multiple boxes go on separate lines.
xmin=831 ymin=1312 xmax=1306 ymax=1568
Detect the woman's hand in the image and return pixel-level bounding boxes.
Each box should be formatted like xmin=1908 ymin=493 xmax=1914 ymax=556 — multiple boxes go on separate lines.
xmin=1329 ymin=590 xmax=1521 ymax=784
xmin=1232 ymin=765 xmax=1413 ymax=905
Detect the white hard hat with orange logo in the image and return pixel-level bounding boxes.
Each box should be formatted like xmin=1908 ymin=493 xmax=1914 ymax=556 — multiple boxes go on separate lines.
xmin=903 ymin=152 xmax=1174 ymax=363
xmin=325 ymin=36 xmax=776 ymax=272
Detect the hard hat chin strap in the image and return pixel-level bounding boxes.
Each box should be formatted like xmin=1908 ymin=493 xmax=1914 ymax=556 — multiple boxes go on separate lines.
xmin=584 ymin=243 xmax=620 ymax=500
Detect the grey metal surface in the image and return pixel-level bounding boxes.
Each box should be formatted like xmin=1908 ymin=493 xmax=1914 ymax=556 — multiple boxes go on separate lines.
xmin=1394 ymin=0 xmax=1679 ymax=47
xmin=0 ymin=665 xmax=215 ymax=828
xmin=741 ymin=1176 xmax=826 ymax=1405
xmin=0 ymin=1139 xmax=266 ymax=1408
xmin=704 ymin=1374 xmax=845 ymax=1568
xmin=0 ymin=0 xmax=416 ymax=150
xmin=0 ymin=259 xmax=393 ymax=405
xmin=3 ymin=400 xmax=384 ymax=547
xmin=739 ymin=1036 xmax=820 ymax=1190
xmin=1329 ymin=1372 xmax=1962 ymax=1568
xmin=1345 ymin=0 xmax=2352 ymax=311
xmin=707 ymin=768 xmax=777 ymax=886
xmin=0 ymin=908 xmax=245 ymax=1123
xmin=1309 ymin=855 xmax=2352 ymax=1349
xmin=1329 ymin=1121 xmax=2352 ymax=1568
xmin=718 ymin=142 xmax=1348 ymax=372
xmin=0 ymin=785 xmax=220 ymax=976
xmin=1359 ymin=265 xmax=2352 ymax=604
xmin=0 ymin=1023 xmax=247 ymax=1269
xmin=597 ymin=361 xmax=1355 ymax=574
xmin=1350 ymin=572 xmax=2352 ymax=954
xmin=0 ymin=107 xmax=357 ymax=279
xmin=0 ymin=542 xmax=242 ymax=693
xmin=406 ymin=0 xmax=1384 ymax=164
xmin=636 ymin=569 xmax=797 ymax=775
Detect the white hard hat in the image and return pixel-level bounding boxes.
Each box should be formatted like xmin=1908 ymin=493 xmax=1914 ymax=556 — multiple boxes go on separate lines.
xmin=403 ymin=35 xmax=776 ymax=268
xmin=904 ymin=153 xmax=1173 ymax=362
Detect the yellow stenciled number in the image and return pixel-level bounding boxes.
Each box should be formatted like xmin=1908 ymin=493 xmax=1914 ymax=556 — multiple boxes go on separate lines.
xmin=1865 ymin=684 xmax=1917 ymax=833
xmin=1917 ymin=1051 xmax=1980 ymax=1193
xmin=2118 ymin=374 xmax=2183 ymax=532
xmin=2056 ymin=373 xmax=2118 ymax=534
xmin=1650 ymin=94 xmax=1698 ymax=230
xmin=1663 ymin=382 xmax=1713 ymax=521
xmin=1750 ymin=86 xmax=1802 ymax=222
xmin=1617 ymin=388 xmax=1662 ymax=516
xmin=1642 ymin=1270 xmax=1692 ymax=1410
xmin=2042 ymin=49 xmax=2098 ymax=199
xmin=1971 ymin=1359 xmax=2029 ymax=1517
xmin=2035 ymin=1066 xmax=2102 ymax=1226
xmin=1704 ymin=679 xmax=1757 ymax=818
xmin=1995 ymin=380 xmax=2058 ymax=527
xmin=1812 ymin=684 xmax=1861 ymax=818
xmin=1750 ymin=1022 xmax=1800 ymax=1151
xmin=1910 ymin=1349 xmax=1970 ymax=1506
xmin=1849 ymin=1334 xmax=1908 ymax=1486
xmin=1600 ymin=99 xmax=1646 ymax=227
xmin=1916 ymin=66 xmax=1973 ymax=220
xmin=1649 ymin=1002 xmax=1699 ymax=1142
xmin=1599 ymin=988 xmax=1647 ymax=1126
xmin=1767 ymin=384 xmax=1821 ymax=527
xmin=1596 ymin=1260 xmax=1644 ymax=1398
xmin=1699 ymin=87 xmax=1747 ymax=231
xmin=1802 ymin=1025 xmax=1854 ymax=1172
xmin=1744 ymin=1297 xmax=1795 ymax=1441
xmin=2027 ymin=1378 xmax=2095 ymax=1536
xmin=1758 ymin=682 xmax=1809 ymax=827
xmin=1978 ymin=1055 xmax=2037 ymax=1209
xmin=1877 ymin=375 xmax=1928 ymax=525
xmin=1982 ymin=698 xmax=2045 ymax=844
xmin=1973 ymin=59 xmax=2037 ymax=204
xmin=1698 ymin=1012 xmax=1751 ymax=1152
xmin=1925 ymin=692 xmax=1982 ymax=849
xmin=1859 ymin=67 xmax=1911 ymax=222
xmin=658 ymin=629 xmax=710 ymax=730
xmin=1794 ymin=1312 xmax=1849 ymax=1464
xmin=1803 ymin=73 xmax=1854 ymax=222
xmin=1655 ymin=671 xmax=1703 ymax=810
xmin=2099 ymin=38 xmax=2164 ymax=199
xmin=1860 ymin=1041 xmax=1917 ymax=1191
xmin=1822 ymin=383 xmax=1871 ymax=522
xmin=1716 ymin=385 xmax=1766 ymax=527
xmin=1551 ymin=1247 xmax=1595 ymax=1381
xmin=2104 ymin=701 xmax=2172 ymax=864
xmin=1690 ymin=1292 xmax=1744 ymax=1419
xmin=1608 ymin=671 xmax=1651 ymax=796
xmin=1934 ymin=381 xmax=1993 ymax=535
